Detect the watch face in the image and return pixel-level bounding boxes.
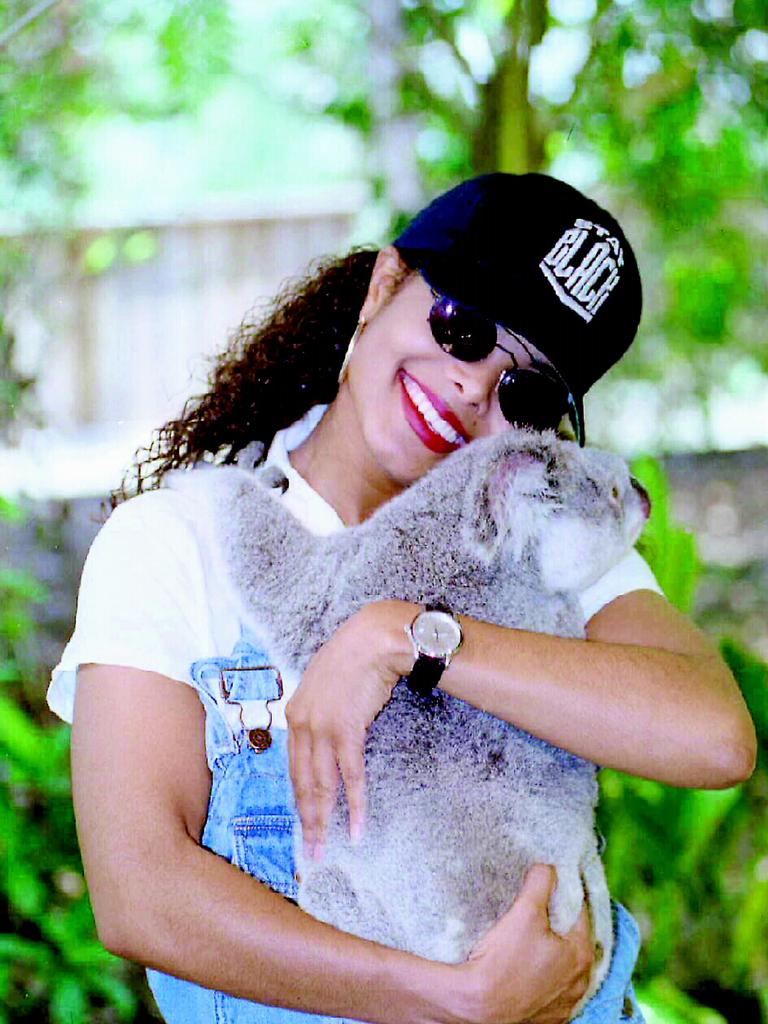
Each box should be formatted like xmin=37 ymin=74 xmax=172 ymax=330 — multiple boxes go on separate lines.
xmin=412 ymin=610 xmax=462 ymax=658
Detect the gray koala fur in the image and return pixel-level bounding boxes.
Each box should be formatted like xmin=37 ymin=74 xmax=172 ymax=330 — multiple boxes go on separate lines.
xmin=167 ymin=426 xmax=648 ymax=1013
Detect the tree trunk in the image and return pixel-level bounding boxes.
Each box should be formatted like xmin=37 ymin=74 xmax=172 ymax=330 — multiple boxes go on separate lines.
xmin=474 ymin=0 xmax=547 ymax=175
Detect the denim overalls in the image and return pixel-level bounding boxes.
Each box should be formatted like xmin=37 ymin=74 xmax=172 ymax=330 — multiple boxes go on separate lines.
xmin=147 ymin=632 xmax=645 ymax=1024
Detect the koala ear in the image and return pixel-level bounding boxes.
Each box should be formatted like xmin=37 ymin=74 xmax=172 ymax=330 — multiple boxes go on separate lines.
xmin=464 ymin=446 xmax=550 ymax=564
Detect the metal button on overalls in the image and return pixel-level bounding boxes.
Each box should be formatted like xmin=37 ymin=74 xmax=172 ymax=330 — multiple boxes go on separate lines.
xmin=248 ymin=728 xmax=272 ymax=752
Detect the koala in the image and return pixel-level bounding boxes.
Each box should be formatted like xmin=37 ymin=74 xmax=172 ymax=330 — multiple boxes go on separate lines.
xmin=167 ymin=427 xmax=650 ymax=1013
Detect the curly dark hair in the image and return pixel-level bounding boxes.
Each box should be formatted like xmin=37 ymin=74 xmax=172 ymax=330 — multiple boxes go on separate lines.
xmin=113 ymin=247 xmax=414 ymax=506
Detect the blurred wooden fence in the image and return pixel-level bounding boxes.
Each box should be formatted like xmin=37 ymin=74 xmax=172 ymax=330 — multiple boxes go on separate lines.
xmin=8 ymin=199 xmax=361 ymax=431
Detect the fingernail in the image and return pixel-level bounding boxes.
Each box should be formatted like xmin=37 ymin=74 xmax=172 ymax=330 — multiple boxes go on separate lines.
xmin=350 ymin=821 xmax=362 ymax=844
xmin=313 ymin=841 xmax=325 ymax=861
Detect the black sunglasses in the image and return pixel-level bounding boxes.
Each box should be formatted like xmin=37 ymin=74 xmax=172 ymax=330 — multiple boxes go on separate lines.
xmin=427 ymin=289 xmax=585 ymax=446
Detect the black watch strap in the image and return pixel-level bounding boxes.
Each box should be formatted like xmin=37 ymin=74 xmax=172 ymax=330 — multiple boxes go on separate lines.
xmin=406 ymin=652 xmax=445 ymax=698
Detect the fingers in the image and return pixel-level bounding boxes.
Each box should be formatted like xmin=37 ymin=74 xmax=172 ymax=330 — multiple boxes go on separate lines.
xmin=290 ymin=727 xmax=339 ymax=860
xmin=310 ymin=737 xmax=340 ymax=860
xmin=548 ymin=900 xmax=594 ymax=1023
xmin=284 ymin=607 xmax=401 ymax=861
xmin=567 ymin=899 xmax=592 ymax=942
xmin=505 ymin=864 xmax=595 ymax=991
xmin=337 ymin=734 xmax=367 ymax=843
xmin=515 ymin=865 xmax=593 ymax=966
xmin=521 ymin=863 xmax=558 ymax=904
xmin=288 ymin=723 xmax=367 ymax=858
xmin=468 ymin=863 xmax=557 ymax=964
xmin=565 ymin=901 xmax=595 ymax=980
xmin=511 ymin=862 xmax=558 ymax=928
xmin=462 ymin=864 xmax=595 ymax=1024
xmin=287 ymin=725 xmax=318 ymax=860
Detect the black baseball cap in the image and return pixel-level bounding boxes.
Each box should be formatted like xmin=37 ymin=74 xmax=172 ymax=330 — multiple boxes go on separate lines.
xmin=393 ymin=172 xmax=642 ymax=436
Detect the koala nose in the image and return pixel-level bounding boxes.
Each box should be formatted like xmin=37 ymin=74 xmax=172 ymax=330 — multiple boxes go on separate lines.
xmin=630 ymin=477 xmax=651 ymax=520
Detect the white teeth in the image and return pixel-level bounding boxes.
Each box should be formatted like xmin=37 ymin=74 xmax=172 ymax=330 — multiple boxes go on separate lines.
xmin=403 ymin=376 xmax=464 ymax=445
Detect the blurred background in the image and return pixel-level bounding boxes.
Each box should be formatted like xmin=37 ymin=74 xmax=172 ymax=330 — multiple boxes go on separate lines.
xmin=0 ymin=0 xmax=766 ymax=1021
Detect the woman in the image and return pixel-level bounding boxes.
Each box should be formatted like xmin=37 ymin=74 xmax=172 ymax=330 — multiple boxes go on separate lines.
xmin=50 ymin=173 xmax=756 ymax=1024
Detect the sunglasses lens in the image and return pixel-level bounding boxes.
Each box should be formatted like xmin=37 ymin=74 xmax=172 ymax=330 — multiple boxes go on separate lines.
xmin=429 ymin=296 xmax=498 ymax=362
xmin=497 ymin=369 xmax=569 ymax=432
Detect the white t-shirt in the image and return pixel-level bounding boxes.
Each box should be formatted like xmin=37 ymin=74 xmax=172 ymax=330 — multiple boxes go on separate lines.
xmin=48 ymin=404 xmax=663 ymax=729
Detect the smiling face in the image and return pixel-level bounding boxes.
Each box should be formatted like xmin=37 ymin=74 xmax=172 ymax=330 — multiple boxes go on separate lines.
xmin=340 ymin=248 xmax=555 ymax=492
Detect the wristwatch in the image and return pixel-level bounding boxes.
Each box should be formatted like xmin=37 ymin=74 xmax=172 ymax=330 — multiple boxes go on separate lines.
xmin=405 ymin=603 xmax=463 ymax=698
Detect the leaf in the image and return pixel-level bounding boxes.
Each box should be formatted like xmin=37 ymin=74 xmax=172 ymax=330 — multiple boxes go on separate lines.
xmin=6 ymin=861 xmax=47 ymax=918
xmin=0 ymin=934 xmax=52 ymax=964
xmin=82 ymin=234 xmax=118 ymax=276
xmin=637 ymin=976 xmax=728 ymax=1023
xmin=676 ymin=788 xmax=743 ymax=875
xmin=631 ymin=456 xmax=699 ymax=614
xmin=50 ymin=972 xmax=88 ymax=1024
xmin=732 ymin=879 xmax=768 ymax=982
xmin=0 ymin=693 xmax=46 ymax=768
xmin=719 ymin=638 xmax=768 ymax=745
xmin=83 ymin=968 xmax=137 ymax=1018
xmin=0 ymin=496 xmax=24 ymax=523
xmin=0 ymin=567 xmax=48 ymax=604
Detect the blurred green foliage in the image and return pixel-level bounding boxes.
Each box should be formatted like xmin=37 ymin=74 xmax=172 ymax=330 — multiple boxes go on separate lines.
xmin=0 ymin=500 xmax=145 ymax=1023
xmin=597 ymin=458 xmax=768 ymax=1023
xmin=0 ymin=0 xmax=233 ymax=208
xmin=633 ymin=456 xmax=699 ymax=614
xmin=0 ymin=0 xmax=234 ymax=438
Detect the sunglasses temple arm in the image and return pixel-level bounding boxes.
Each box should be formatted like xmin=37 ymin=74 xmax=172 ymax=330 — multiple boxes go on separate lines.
xmin=567 ymin=393 xmax=585 ymax=447
xmin=508 ymin=334 xmax=585 ymax=445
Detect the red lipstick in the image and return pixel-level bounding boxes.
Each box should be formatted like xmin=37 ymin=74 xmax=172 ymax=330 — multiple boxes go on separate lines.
xmin=398 ymin=371 xmax=468 ymax=455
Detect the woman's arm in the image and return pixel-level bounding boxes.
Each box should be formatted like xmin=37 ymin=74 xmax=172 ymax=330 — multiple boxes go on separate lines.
xmin=72 ymin=664 xmax=593 ymax=1024
xmin=440 ymin=589 xmax=757 ymax=788
xmin=286 ymin=592 xmax=756 ymax=856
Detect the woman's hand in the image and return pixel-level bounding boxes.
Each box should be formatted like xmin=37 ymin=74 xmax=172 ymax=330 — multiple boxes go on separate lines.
xmin=285 ymin=599 xmax=417 ymax=860
xmin=452 ymin=864 xmax=595 ymax=1024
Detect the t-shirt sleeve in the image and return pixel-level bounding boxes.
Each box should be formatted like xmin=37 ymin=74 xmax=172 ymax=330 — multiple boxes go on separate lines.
xmin=578 ymin=548 xmax=663 ymax=624
xmin=47 ymin=489 xmax=213 ymax=724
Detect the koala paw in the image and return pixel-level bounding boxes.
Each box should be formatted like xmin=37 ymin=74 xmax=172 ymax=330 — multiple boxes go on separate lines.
xmin=547 ymin=865 xmax=584 ymax=935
